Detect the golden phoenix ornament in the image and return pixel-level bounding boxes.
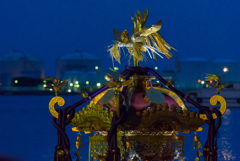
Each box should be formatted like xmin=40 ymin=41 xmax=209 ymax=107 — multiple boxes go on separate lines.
xmin=108 ymin=8 xmax=176 ymax=66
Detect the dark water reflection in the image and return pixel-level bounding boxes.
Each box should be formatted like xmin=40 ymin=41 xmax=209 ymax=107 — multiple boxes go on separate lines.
xmin=0 ymin=96 xmax=238 ymax=161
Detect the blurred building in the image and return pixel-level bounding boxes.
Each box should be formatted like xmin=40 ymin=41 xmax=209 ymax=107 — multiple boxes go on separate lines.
xmin=174 ymin=58 xmax=240 ymax=90
xmin=56 ymin=50 xmax=105 ymax=92
xmin=0 ymin=50 xmax=44 ymax=88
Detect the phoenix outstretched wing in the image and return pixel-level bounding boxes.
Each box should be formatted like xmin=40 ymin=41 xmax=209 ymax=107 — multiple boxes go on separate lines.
xmin=113 ymin=28 xmax=123 ymax=43
xmin=58 ymin=80 xmax=68 ymax=88
xmin=40 ymin=77 xmax=58 ymax=82
xmin=205 ymin=73 xmax=220 ymax=82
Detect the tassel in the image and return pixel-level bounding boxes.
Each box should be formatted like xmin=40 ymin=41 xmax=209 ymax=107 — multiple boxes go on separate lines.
xmin=197 ymin=150 xmax=203 ymax=157
xmin=193 ymin=132 xmax=203 ymax=161
xmin=193 ymin=132 xmax=202 ymax=149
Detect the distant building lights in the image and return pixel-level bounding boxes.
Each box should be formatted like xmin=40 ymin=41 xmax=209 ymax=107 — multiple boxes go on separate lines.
xmin=43 ymin=84 xmax=47 ymax=87
xmin=75 ymin=81 xmax=79 ymax=84
xmin=74 ymin=84 xmax=80 ymax=88
xmin=206 ymin=84 xmax=209 ymax=88
xmin=70 ymin=83 xmax=73 ymax=86
xmin=155 ymin=66 xmax=158 ymax=70
xmin=201 ymin=81 xmax=205 ymax=84
xmin=95 ymin=66 xmax=99 ymax=70
xmin=198 ymin=80 xmax=201 ymax=83
xmin=97 ymin=83 xmax=101 ymax=87
xmin=156 ymin=81 xmax=160 ymax=83
xmin=43 ymin=80 xmax=46 ymax=83
xmin=68 ymin=89 xmax=71 ymax=93
xmin=210 ymin=80 xmax=213 ymax=84
xmin=61 ymin=81 xmax=63 ymax=83
xmin=114 ymin=67 xmax=119 ymax=70
xmin=50 ymin=89 xmax=53 ymax=91
xmin=15 ymin=80 xmax=18 ymax=84
xmin=86 ymin=81 xmax=89 ymax=85
xmin=223 ymin=67 xmax=228 ymax=72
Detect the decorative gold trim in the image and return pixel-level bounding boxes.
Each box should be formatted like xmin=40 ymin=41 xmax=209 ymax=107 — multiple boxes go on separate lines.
xmin=199 ymin=95 xmax=227 ymax=120
xmin=70 ymin=104 xmax=113 ymax=132
xmin=49 ymin=96 xmax=65 ymax=118
xmin=196 ymin=127 xmax=203 ymax=131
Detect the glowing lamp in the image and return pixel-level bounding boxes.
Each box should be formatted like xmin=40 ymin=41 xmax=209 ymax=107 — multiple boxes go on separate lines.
xmin=223 ymin=67 xmax=228 ymax=72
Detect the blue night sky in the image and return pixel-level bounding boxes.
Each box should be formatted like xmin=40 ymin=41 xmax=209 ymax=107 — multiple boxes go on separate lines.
xmin=0 ymin=0 xmax=240 ymax=77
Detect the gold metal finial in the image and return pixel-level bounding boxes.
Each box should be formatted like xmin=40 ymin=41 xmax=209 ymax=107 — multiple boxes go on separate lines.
xmin=198 ymin=73 xmax=228 ymax=120
xmin=199 ymin=95 xmax=227 ymax=120
xmin=41 ymin=77 xmax=68 ymax=118
xmin=101 ymin=69 xmax=133 ymax=117
xmin=205 ymin=73 xmax=229 ymax=95
xmin=40 ymin=77 xmax=68 ymax=96
xmin=102 ymin=78 xmax=133 ymax=117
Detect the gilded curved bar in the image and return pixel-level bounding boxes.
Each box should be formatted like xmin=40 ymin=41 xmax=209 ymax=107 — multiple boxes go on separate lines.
xmin=90 ymin=86 xmax=188 ymax=111
xmin=90 ymin=88 xmax=122 ymax=106
xmin=147 ymin=87 xmax=188 ymax=111
xmin=49 ymin=96 xmax=65 ymax=118
xmin=199 ymin=95 xmax=227 ymax=120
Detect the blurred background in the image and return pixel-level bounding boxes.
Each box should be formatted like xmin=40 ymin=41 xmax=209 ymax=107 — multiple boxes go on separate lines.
xmin=0 ymin=0 xmax=239 ymax=160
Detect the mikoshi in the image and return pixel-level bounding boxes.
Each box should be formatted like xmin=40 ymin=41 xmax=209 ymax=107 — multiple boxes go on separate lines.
xmin=43 ymin=9 xmax=227 ymax=161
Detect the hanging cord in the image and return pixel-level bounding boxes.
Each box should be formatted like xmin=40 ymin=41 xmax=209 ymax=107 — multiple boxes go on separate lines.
xmin=214 ymin=131 xmax=220 ymax=148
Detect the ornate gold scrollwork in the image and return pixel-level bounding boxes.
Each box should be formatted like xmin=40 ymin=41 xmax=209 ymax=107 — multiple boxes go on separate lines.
xmin=199 ymin=95 xmax=227 ymax=120
xmin=49 ymin=96 xmax=65 ymax=118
